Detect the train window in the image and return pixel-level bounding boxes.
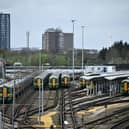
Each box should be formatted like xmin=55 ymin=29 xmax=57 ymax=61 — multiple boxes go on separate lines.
xmin=97 ymin=67 xmax=100 ymax=70
xmin=103 ymin=67 xmax=107 ymax=72
xmin=92 ymin=67 xmax=94 ymax=71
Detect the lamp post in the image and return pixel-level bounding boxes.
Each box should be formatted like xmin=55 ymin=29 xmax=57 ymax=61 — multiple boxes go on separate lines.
xmin=72 ymin=20 xmax=75 ymax=81
xmin=41 ymin=65 xmax=44 ymax=115
xmin=12 ymin=78 xmax=16 ymax=129
xmin=2 ymin=63 xmax=5 ymax=128
xmin=38 ymin=49 xmax=41 ymax=124
xmin=38 ymin=80 xmax=41 ymax=124
xmin=2 ymin=86 xmax=4 ymax=129
xmin=81 ymin=26 xmax=85 ymax=71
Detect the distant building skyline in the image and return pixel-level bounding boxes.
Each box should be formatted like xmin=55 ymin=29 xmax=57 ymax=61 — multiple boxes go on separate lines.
xmin=1 ymin=0 xmax=129 ymax=50
xmin=64 ymin=33 xmax=73 ymax=52
xmin=42 ymin=28 xmax=73 ymax=53
xmin=0 ymin=13 xmax=10 ymax=50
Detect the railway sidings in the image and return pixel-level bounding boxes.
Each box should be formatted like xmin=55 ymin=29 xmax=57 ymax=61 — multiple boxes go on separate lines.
xmin=1 ymin=68 xmax=129 ymax=129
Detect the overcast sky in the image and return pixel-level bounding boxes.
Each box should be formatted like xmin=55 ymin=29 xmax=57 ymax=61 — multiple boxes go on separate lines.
xmin=0 ymin=0 xmax=129 ymax=50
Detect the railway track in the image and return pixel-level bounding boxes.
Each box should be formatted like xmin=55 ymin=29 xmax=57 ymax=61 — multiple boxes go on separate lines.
xmin=59 ymin=86 xmax=79 ymax=129
xmin=65 ymin=84 xmax=129 ymax=129
xmin=71 ymin=95 xmax=124 ymax=112
xmin=26 ymin=90 xmax=59 ymax=116
xmin=110 ymin=116 xmax=129 ymax=129
xmin=13 ymin=90 xmax=59 ymax=129
xmin=60 ymin=89 xmax=65 ymax=129
xmin=78 ymin=104 xmax=129 ymax=129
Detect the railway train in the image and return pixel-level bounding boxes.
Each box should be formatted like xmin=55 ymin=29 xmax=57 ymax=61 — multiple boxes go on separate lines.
xmin=121 ymin=79 xmax=129 ymax=95
xmin=33 ymin=72 xmax=52 ymax=90
xmin=48 ymin=73 xmax=71 ymax=89
xmin=79 ymin=76 xmax=94 ymax=90
xmin=79 ymin=76 xmax=87 ymax=89
xmin=48 ymin=73 xmax=61 ymax=89
xmin=34 ymin=71 xmax=71 ymax=89
xmin=61 ymin=74 xmax=70 ymax=88
xmin=0 ymin=74 xmax=34 ymax=104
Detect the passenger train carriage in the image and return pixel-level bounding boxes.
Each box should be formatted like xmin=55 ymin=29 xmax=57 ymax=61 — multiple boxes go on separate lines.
xmin=0 ymin=74 xmax=33 ymax=104
xmin=61 ymin=74 xmax=70 ymax=88
xmin=79 ymin=76 xmax=87 ymax=89
xmin=33 ymin=71 xmax=52 ymax=90
xmin=48 ymin=73 xmax=61 ymax=89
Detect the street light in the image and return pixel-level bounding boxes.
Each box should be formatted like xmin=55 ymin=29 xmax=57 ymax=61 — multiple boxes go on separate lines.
xmin=72 ymin=20 xmax=75 ymax=81
xmin=2 ymin=63 xmax=5 ymax=128
xmin=38 ymin=79 xmax=41 ymax=124
xmin=81 ymin=26 xmax=85 ymax=71
xmin=2 ymin=86 xmax=4 ymax=129
xmin=41 ymin=65 xmax=44 ymax=115
xmin=12 ymin=72 xmax=16 ymax=129
xmin=38 ymin=49 xmax=41 ymax=124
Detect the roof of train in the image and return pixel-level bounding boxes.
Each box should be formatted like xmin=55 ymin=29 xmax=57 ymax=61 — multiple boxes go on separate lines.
xmin=121 ymin=79 xmax=129 ymax=83
xmin=0 ymin=74 xmax=33 ymax=88
xmin=3 ymin=79 xmax=20 ymax=87
xmin=49 ymin=72 xmax=61 ymax=79
xmin=61 ymin=74 xmax=70 ymax=78
xmin=105 ymin=74 xmax=129 ymax=80
xmin=3 ymin=75 xmax=31 ymax=88
xmin=80 ymin=71 xmax=129 ymax=81
xmin=34 ymin=71 xmax=51 ymax=79
xmin=47 ymin=69 xmax=83 ymax=74
xmin=34 ymin=69 xmax=83 ymax=80
xmin=80 ymin=75 xmax=103 ymax=80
